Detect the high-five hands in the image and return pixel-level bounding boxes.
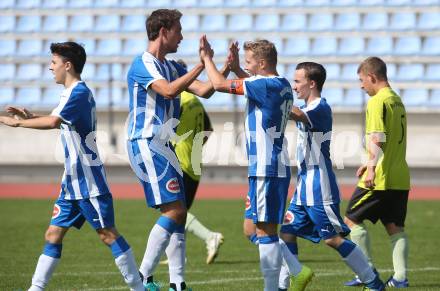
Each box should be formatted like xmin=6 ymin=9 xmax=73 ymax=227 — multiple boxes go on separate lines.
xmin=199 ymin=35 xmax=214 ymax=63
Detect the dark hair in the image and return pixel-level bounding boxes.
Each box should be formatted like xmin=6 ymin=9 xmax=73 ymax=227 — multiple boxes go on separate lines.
xmin=296 ymin=62 xmax=326 ymax=92
xmin=357 ymin=56 xmax=388 ymax=81
xmin=50 ymin=41 xmax=86 ymax=74
xmin=146 ymin=9 xmax=182 ymax=41
xmin=243 ymin=39 xmax=277 ymax=67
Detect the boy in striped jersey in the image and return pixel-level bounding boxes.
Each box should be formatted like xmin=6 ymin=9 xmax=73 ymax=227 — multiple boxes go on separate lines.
xmin=0 ymin=42 xmax=144 ymax=291
xmin=278 ymin=62 xmax=384 ymax=291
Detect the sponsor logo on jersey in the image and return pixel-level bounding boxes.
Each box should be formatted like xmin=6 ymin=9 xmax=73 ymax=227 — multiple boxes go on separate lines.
xmin=52 ymin=204 xmax=61 ymax=219
xmin=166 ymin=178 xmax=180 ymax=193
xmin=283 ymin=210 xmax=294 ymax=225
xmin=245 ymin=196 xmax=251 ymax=211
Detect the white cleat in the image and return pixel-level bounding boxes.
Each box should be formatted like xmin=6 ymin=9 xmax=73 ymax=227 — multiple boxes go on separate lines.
xmin=206 ymin=232 xmax=224 ymax=264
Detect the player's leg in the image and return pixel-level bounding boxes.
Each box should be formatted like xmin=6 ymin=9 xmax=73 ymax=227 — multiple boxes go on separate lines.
xmin=243 ymin=193 xmax=259 ymax=245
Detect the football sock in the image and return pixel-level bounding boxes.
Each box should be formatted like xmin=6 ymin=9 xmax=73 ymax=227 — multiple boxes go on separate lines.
xmin=390 ymin=232 xmax=408 ymax=281
xmin=248 ymin=233 xmax=259 ymax=245
xmin=337 ymin=239 xmax=376 ymax=284
xmin=279 ymin=239 xmax=302 ymax=276
xmin=185 ymin=212 xmax=211 ymax=241
xmin=110 ymin=237 xmax=144 ymax=291
xmin=259 ymin=235 xmax=282 ymax=291
xmin=350 ymin=223 xmax=372 ymax=266
xmin=278 ymin=261 xmax=290 ymax=290
xmin=165 ymin=225 xmax=186 ymax=287
xmin=140 ymin=216 xmax=178 ymax=281
xmin=29 ymin=242 xmax=62 ymax=291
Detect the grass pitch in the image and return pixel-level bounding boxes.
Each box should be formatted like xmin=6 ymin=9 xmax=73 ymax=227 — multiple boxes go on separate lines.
xmin=0 ymin=199 xmax=439 ymax=291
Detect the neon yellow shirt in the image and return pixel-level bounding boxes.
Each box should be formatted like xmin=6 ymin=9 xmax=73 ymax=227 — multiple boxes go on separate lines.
xmin=358 ymin=87 xmax=410 ymax=190
xmin=174 ymin=91 xmax=211 ymax=181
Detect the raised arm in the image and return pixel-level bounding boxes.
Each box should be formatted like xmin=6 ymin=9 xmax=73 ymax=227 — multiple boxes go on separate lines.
xmin=228 ymin=41 xmax=249 ymax=79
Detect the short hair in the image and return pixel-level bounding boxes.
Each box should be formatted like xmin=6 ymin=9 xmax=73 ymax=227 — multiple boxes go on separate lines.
xmin=146 ymin=9 xmax=182 ymax=41
xmin=50 ymin=42 xmax=86 ymax=74
xmin=296 ymin=62 xmax=326 ymax=92
xmin=243 ymin=39 xmax=277 ymax=67
xmin=357 ymin=57 xmax=388 ymax=81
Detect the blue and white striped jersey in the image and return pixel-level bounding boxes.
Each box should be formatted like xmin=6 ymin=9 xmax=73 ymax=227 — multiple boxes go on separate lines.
xmin=126 ymin=52 xmax=187 ymax=140
xmin=293 ymin=98 xmax=340 ymax=206
xmin=243 ymin=75 xmax=293 ymax=177
xmin=51 ymin=81 xmax=111 ymax=200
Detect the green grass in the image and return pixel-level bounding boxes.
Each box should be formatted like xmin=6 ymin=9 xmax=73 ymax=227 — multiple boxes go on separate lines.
xmin=0 ymin=199 xmax=439 ymax=291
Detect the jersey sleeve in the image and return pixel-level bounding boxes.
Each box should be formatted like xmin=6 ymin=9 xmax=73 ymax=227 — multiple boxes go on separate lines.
xmin=365 ymin=97 xmax=386 ymax=134
xmin=301 ymin=102 xmax=326 ymax=131
xmin=244 ymin=77 xmax=267 ymax=106
xmin=51 ymin=88 xmax=88 ymax=125
xmin=134 ymin=57 xmax=165 ymax=90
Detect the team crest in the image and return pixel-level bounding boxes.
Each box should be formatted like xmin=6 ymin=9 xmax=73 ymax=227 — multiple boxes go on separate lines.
xmin=245 ymin=196 xmax=251 ymax=211
xmin=52 ymin=204 xmax=61 ymax=219
xmin=283 ymin=210 xmax=294 ymax=225
xmin=166 ymin=178 xmax=180 ymax=193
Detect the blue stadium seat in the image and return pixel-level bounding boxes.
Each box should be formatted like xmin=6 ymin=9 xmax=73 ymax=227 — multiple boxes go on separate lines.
xmin=308 ymin=13 xmax=333 ymax=31
xmin=42 ymin=0 xmax=67 ymax=7
xmin=413 ymin=0 xmax=440 ymax=4
xmin=272 ymin=38 xmax=284 ymax=54
xmin=322 ymin=88 xmax=344 ymax=106
xmin=418 ymin=12 xmax=440 ymax=30
xmin=224 ymin=0 xmax=250 ymax=6
xmin=362 ymin=12 xmax=388 ymax=30
xmin=16 ymin=88 xmax=42 ymax=106
xmin=305 ymin=0 xmax=331 ymax=5
xmin=284 ymin=64 xmax=296 ymax=81
xmin=95 ymin=64 xmax=110 ymax=81
xmin=228 ymin=14 xmax=252 ymax=31
xmin=425 ymin=64 xmax=440 ymax=81
xmin=253 ymin=0 xmax=277 ymax=6
xmin=120 ymin=0 xmax=145 ymax=7
xmin=0 ymin=87 xmax=15 ymax=106
xmin=122 ymin=39 xmax=146 ymax=56
xmin=110 ymin=63 xmax=123 ymax=79
xmin=176 ymin=38 xmax=199 ymax=56
xmin=210 ymin=39 xmax=228 ymax=56
xmin=95 ymin=87 xmax=111 ymax=107
xmin=394 ymin=37 xmax=421 ymax=55
xmin=68 ymin=0 xmax=93 ymax=7
xmin=339 ymin=37 xmax=364 ymax=55
xmin=181 ymin=14 xmax=199 ymax=31
xmin=122 ymin=15 xmax=145 ymax=32
xmin=0 ymin=64 xmax=15 ymax=80
xmin=277 ymin=64 xmax=286 ymax=77
xmin=278 ymin=0 xmax=302 ymax=5
xmin=335 ymin=13 xmax=361 ymax=30
xmin=366 ymin=37 xmax=393 ymax=55
xmin=109 ymin=86 xmax=126 ymax=108
xmin=343 ymin=88 xmax=365 ymax=107
xmin=325 ymin=64 xmax=341 ymax=80
xmin=199 ymin=0 xmax=223 ymax=6
xmin=95 ymin=15 xmax=120 ymax=32
xmin=42 ymin=64 xmax=54 ymax=80
xmin=17 ymin=16 xmax=41 ymax=32
xmin=94 ymin=0 xmax=119 ymax=6
xmin=358 ymin=0 xmax=382 ymax=5
xmin=16 ymin=0 xmax=40 ymax=8
xmin=401 ymin=88 xmax=429 ymax=106
xmin=422 ymin=37 xmax=440 ymax=55
xmin=284 ymin=37 xmax=309 ymax=56
xmin=386 ymin=0 xmax=411 ymax=5
xmin=81 ymin=63 xmax=96 ymax=81
xmin=0 ymin=16 xmax=16 ymax=33
xmin=332 ymin=0 xmax=358 ymax=5
xmin=173 ymin=0 xmax=198 ymax=7
xmin=0 ymin=40 xmax=16 ymax=56
xmin=42 ymin=87 xmax=62 ymax=107
xmin=387 ymin=63 xmax=397 ymax=79
xmin=201 ymin=14 xmax=226 ymax=31
xmin=146 ymin=0 xmax=171 ymax=7
xmin=43 ymin=16 xmax=68 ymax=32
xmin=429 ymin=89 xmax=440 ymax=106
xmin=341 ymin=64 xmax=359 ymax=80
xmin=255 ymin=14 xmax=279 ymax=31
xmin=0 ymin=0 xmax=15 ymax=8
xmin=311 ymin=37 xmax=337 ymax=55
xmin=390 ymin=12 xmax=416 ymax=30
xmin=17 ymin=39 xmax=43 ymax=56
xmin=17 ymin=64 xmax=42 ymax=80
xmin=76 ymin=39 xmax=95 ymax=55
xmin=96 ymin=39 xmax=122 ymax=56
xmin=69 ymin=15 xmax=94 ymax=32
xmin=396 ymin=64 xmax=424 ymax=81
xmin=280 ymin=14 xmax=307 ymax=31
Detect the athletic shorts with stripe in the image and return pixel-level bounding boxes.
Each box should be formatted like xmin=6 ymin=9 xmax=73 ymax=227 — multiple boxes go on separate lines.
xmin=244 ymin=176 xmax=290 ymax=224
xmin=345 ymin=186 xmax=409 ymax=227
xmin=50 ymin=194 xmax=115 ymax=230
xmin=280 ymin=203 xmax=351 ymax=242
xmin=127 ymin=139 xmax=185 ymax=208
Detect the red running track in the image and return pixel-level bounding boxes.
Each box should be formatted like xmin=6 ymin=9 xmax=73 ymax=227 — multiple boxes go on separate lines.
xmin=0 ymin=183 xmax=438 ymax=200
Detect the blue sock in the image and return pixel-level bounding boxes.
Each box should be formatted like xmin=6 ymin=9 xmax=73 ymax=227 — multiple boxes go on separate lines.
xmin=43 ymin=242 xmax=62 ymax=259
xmin=175 ymin=224 xmax=185 ymax=234
xmin=337 ymin=239 xmax=356 ymax=258
xmin=285 ymin=241 xmax=298 ymax=255
xmin=258 ymin=235 xmax=279 ymax=244
xmin=110 ymin=236 xmax=130 ymax=258
xmin=157 ymin=216 xmax=179 ymax=233
xmin=249 ymin=233 xmax=259 ymax=245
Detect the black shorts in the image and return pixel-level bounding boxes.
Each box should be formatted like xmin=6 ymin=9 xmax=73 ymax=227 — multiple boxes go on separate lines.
xmin=183 ymin=172 xmax=200 ymax=210
xmin=345 ymin=187 xmax=409 ymax=227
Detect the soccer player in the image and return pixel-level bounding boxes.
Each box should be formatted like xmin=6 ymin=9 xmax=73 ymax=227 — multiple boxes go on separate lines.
xmin=0 ymin=42 xmax=144 ymax=291
xmin=278 ymin=62 xmax=385 ymax=291
xmin=343 ymin=57 xmax=410 ymax=288
xmin=200 ymin=37 xmax=293 ymax=291
xmin=125 ymin=9 xmax=230 ymax=291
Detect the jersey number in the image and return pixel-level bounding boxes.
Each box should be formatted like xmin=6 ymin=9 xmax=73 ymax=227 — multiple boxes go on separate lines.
xmin=280 ymin=99 xmax=293 ymax=133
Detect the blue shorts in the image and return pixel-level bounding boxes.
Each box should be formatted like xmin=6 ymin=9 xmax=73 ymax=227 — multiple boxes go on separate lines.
xmin=280 ymin=202 xmax=350 ymax=243
xmin=244 ymin=176 xmax=290 ymax=224
xmin=127 ymin=139 xmax=185 ymax=208
xmin=50 ymin=194 xmax=115 ymax=230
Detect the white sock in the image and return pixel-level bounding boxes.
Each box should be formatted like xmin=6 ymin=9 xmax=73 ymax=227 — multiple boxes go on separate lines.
xmin=165 ymin=232 xmax=186 ymax=287
xmin=29 ymin=254 xmax=59 ymax=291
xmin=278 ymin=260 xmax=290 ymax=290
xmin=185 ymin=212 xmax=211 ymax=241
xmin=114 ymin=249 xmax=144 ymax=291
xmin=259 ymin=239 xmax=282 ymax=291
xmin=139 ymin=223 xmax=172 ymax=279
xmin=279 ymin=239 xmax=303 ymax=276
xmin=343 ymin=245 xmax=376 ymax=284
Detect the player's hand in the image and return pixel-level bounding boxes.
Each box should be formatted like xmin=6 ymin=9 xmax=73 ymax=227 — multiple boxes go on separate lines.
xmin=363 ymin=167 xmax=376 ymax=189
xmin=0 ymin=116 xmax=19 ymax=127
xmin=228 ymin=41 xmax=240 ymax=71
xmin=199 ymin=35 xmax=214 ymax=62
xmin=356 ymin=165 xmax=367 ymax=178
xmin=5 ymin=106 xmax=33 ymax=119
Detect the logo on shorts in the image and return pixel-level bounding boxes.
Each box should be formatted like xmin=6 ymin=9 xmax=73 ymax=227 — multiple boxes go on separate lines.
xmin=166 ymin=178 xmax=180 ymax=193
xmin=283 ymin=210 xmax=294 ymax=225
xmin=52 ymin=204 xmax=61 ymax=219
xmin=245 ymin=196 xmax=251 ymax=211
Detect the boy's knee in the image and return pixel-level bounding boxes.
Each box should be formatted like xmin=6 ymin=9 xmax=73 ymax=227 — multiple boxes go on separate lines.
xmin=44 ymin=226 xmax=65 ymax=243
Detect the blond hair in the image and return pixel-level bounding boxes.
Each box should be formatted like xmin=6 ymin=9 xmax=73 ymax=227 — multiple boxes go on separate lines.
xmin=243 ymin=39 xmax=277 ymax=67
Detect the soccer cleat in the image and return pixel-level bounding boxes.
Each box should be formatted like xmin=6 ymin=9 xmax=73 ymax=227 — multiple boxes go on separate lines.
xmin=363 ymin=275 xmax=385 ymax=291
xmin=291 ymin=265 xmax=314 ymax=291
xmin=344 ymin=276 xmax=363 ymax=287
xmin=206 ymin=232 xmax=224 ymax=264
xmin=169 ymin=282 xmax=192 ymax=291
xmin=144 ymin=282 xmax=161 ymax=291
xmin=385 ymin=276 xmax=409 ymax=288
